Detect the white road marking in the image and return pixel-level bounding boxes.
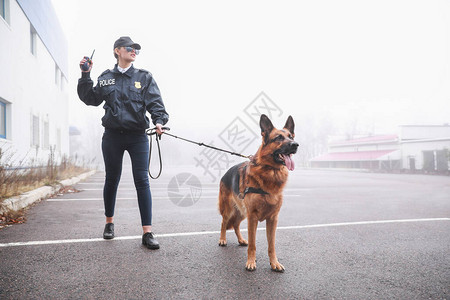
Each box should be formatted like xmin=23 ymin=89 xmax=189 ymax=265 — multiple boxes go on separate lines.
xmin=78 ymin=182 xmax=176 ymax=186
xmin=0 ymin=218 xmax=448 ymax=248
xmin=81 ymin=188 xmax=136 ymax=191
xmin=80 ymin=188 xmax=204 ymax=191
xmin=47 ymin=198 xmax=136 ymax=202
xmin=275 ymin=218 xmax=450 ymax=230
xmin=46 ymin=195 xmax=307 ymax=202
xmin=80 ymin=187 xmax=312 ymax=191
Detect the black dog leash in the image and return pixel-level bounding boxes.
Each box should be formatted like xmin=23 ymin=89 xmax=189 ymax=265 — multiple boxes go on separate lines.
xmin=147 ymin=127 xmax=168 ymax=179
xmin=146 ymin=127 xmax=252 ymax=179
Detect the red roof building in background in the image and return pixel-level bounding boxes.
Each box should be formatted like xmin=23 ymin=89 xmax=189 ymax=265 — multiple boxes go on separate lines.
xmin=310 ymin=127 xmax=450 ymax=172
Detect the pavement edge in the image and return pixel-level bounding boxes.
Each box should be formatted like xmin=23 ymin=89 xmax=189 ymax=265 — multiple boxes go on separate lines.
xmin=0 ymin=170 xmax=97 ymax=214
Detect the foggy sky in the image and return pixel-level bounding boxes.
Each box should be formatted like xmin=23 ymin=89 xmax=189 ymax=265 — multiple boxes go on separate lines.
xmin=52 ymin=0 xmax=450 ymax=159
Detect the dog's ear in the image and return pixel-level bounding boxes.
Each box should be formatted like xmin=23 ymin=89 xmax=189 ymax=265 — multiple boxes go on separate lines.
xmin=284 ymin=115 xmax=295 ymax=137
xmin=260 ymin=114 xmax=274 ymax=144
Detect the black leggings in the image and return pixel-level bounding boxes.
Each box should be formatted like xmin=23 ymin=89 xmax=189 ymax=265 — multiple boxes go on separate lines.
xmin=102 ymin=129 xmax=152 ymax=226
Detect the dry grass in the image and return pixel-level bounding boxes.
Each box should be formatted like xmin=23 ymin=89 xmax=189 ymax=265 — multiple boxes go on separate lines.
xmin=0 ymin=147 xmax=92 ymax=201
xmin=0 ymin=147 xmax=94 ymax=229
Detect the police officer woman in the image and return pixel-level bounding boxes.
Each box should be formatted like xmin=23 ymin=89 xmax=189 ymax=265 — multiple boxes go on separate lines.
xmin=77 ymin=36 xmax=169 ymax=249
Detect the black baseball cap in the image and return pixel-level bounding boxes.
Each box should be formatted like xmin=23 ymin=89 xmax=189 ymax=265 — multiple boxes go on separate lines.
xmin=113 ymin=36 xmax=141 ymax=50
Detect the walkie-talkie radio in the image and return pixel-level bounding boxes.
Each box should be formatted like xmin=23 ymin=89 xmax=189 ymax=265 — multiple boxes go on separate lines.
xmin=81 ymin=49 xmax=95 ymax=71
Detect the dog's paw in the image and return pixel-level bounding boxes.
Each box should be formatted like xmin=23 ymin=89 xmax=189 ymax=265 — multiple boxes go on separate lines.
xmin=238 ymin=239 xmax=248 ymax=246
xmin=270 ymin=261 xmax=285 ymax=273
xmin=246 ymin=260 xmax=257 ymax=271
xmin=218 ymin=239 xmax=227 ymax=247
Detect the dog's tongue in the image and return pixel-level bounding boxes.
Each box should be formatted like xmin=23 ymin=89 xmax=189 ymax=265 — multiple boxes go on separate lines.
xmin=283 ymin=154 xmax=295 ymax=171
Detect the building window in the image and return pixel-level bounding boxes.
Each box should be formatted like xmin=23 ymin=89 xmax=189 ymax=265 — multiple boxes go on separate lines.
xmin=30 ymin=25 xmax=37 ymax=55
xmin=0 ymin=0 xmax=9 ymax=24
xmin=43 ymin=120 xmax=49 ymax=149
xmin=32 ymin=115 xmax=40 ymax=147
xmin=0 ymin=101 xmax=6 ymax=139
xmin=0 ymin=0 xmax=5 ymax=19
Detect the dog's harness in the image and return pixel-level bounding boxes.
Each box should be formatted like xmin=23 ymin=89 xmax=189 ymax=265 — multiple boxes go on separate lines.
xmin=239 ymin=187 xmax=269 ymax=199
xmin=237 ymin=165 xmax=269 ymax=199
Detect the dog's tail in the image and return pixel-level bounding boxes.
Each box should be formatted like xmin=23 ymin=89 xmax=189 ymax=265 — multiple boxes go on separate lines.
xmin=218 ymin=181 xmax=227 ymax=216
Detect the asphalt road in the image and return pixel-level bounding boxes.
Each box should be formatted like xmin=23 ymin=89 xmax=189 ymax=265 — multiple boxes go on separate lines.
xmin=0 ymin=165 xmax=449 ymax=299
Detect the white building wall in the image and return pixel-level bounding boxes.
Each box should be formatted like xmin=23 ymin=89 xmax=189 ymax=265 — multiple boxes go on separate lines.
xmin=0 ymin=0 xmax=69 ymax=165
xmin=401 ymin=140 xmax=450 ymax=170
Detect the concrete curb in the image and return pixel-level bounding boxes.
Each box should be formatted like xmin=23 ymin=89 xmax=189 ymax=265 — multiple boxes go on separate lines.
xmin=0 ymin=170 xmax=97 ymax=214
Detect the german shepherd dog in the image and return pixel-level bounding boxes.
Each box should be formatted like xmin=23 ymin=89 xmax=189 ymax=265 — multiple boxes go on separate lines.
xmin=218 ymin=114 xmax=298 ymax=272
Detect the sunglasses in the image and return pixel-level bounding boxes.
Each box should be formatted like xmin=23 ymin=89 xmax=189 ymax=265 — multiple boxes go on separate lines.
xmin=124 ymin=46 xmax=140 ymax=55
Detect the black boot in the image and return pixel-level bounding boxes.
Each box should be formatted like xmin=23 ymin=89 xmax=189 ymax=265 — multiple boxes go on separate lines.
xmin=142 ymin=232 xmax=160 ymax=249
xmin=103 ymin=223 xmax=114 ymax=240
